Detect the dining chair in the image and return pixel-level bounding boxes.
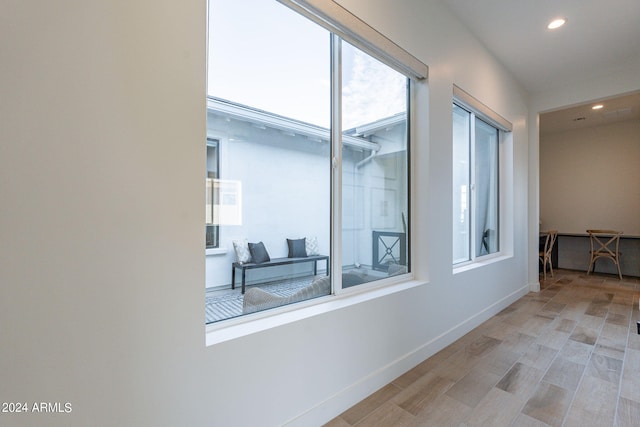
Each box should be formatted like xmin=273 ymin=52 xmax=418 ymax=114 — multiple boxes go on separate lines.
xmin=586 ymin=229 xmax=623 ymax=280
xmin=539 ymin=230 xmax=557 ymax=280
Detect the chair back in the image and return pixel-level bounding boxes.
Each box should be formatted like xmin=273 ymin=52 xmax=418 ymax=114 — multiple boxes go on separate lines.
xmin=587 ymin=229 xmax=622 ymax=258
xmin=541 ymin=230 xmax=557 ymax=257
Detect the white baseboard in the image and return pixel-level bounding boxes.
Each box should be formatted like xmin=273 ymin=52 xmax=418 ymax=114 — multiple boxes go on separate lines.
xmin=529 ymin=280 xmax=541 ymax=292
xmin=284 ymin=284 xmax=529 ymax=426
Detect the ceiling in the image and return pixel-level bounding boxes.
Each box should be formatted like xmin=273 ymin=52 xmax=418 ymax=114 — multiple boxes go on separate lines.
xmin=440 ymin=0 xmax=640 ymax=133
xmin=539 ymin=91 xmax=640 ymax=135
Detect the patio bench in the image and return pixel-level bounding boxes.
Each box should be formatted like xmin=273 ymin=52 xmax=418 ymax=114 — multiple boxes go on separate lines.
xmin=232 ymin=255 xmax=330 ymax=294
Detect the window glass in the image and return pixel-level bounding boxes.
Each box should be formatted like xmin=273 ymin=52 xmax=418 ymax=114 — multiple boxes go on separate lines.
xmin=452 ymin=105 xmax=470 ymax=263
xmin=452 ymin=103 xmax=500 ymax=264
xmin=206 ymin=0 xmax=331 ymax=322
xmin=474 ymin=118 xmax=499 ymax=255
xmin=341 ymin=41 xmax=409 ymax=286
xmin=208 ymin=0 xmax=330 ymax=127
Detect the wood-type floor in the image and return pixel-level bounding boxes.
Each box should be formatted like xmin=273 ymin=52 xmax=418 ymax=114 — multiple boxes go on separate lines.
xmin=325 ymin=269 xmax=640 ymax=427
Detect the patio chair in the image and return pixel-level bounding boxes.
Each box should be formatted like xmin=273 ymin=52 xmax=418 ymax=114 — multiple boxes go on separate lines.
xmin=539 ymin=230 xmax=557 ymax=280
xmin=586 ymin=229 xmax=623 ymax=280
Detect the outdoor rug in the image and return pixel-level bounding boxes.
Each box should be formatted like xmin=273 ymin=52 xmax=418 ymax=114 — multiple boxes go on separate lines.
xmin=205 ymin=277 xmax=315 ymax=323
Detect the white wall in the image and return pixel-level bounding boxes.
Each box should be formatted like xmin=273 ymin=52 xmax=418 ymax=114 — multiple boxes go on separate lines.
xmin=206 ymin=114 xmax=331 ymax=288
xmin=540 ymin=120 xmax=640 ymax=236
xmin=1 ymin=1 xmax=208 ymax=426
xmin=2 ymin=1 xmax=531 ymax=426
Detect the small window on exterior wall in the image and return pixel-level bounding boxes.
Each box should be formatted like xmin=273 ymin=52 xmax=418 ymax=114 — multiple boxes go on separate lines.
xmin=452 ymin=86 xmax=511 ymax=266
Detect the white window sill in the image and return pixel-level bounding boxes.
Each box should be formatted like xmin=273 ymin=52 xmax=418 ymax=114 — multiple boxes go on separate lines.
xmin=453 ymin=253 xmax=512 ymax=274
xmin=206 ymin=248 xmax=228 ymax=256
xmin=205 ymin=277 xmax=426 ymax=346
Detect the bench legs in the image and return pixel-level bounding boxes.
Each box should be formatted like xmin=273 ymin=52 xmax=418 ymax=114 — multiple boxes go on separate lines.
xmin=242 ymin=269 xmax=247 ymax=294
xmin=312 ymin=259 xmax=330 ymax=276
xmin=234 ymin=257 xmax=329 ymax=295
xmin=231 ymin=265 xmax=248 ymax=294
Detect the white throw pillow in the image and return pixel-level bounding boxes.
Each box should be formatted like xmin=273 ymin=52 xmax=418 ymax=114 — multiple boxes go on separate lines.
xmin=232 ymin=238 xmax=252 ymax=263
xmin=305 ymin=236 xmax=319 ymax=256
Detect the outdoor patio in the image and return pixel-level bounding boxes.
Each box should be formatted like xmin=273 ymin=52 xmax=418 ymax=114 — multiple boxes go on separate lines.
xmin=205 ymin=266 xmax=397 ymax=323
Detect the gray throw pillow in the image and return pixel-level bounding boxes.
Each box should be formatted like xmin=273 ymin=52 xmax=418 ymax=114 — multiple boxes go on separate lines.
xmin=248 ymin=241 xmax=270 ymax=264
xmin=287 ymin=238 xmax=307 ymax=258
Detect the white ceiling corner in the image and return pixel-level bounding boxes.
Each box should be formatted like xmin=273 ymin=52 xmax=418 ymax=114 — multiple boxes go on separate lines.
xmin=440 ymin=0 xmax=640 ymax=133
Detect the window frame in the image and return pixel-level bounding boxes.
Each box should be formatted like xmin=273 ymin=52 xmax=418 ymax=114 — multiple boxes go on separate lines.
xmin=205 ymin=138 xmax=220 ymax=250
xmin=332 ymin=35 xmax=413 ymax=296
xmin=452 ymin=86 xmax=511 ymax=267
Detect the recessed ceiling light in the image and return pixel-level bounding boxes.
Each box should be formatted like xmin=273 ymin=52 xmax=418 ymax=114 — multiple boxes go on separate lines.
xmin=592 ymin=104 xmax=604 ymax=110
xmin=547 ymin=18 xmax=567 ymax=30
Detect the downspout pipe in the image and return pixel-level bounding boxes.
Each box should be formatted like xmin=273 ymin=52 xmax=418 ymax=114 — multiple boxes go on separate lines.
xmin=352 ymin=143 xmax=381 ymax=268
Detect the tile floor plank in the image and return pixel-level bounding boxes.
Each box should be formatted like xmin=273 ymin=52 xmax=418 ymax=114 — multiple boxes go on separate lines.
xmin=562 ymin=376 xmax=618 ymax=427
xmin=354 ymin=402 xmax=414 ymax=427
xmin=619 ymin=348 xmax=640 ymax=402
xmin=410 ymin=394 xmax=472 ymax=427
xmin=616 ymin=397 xmax=640 ymax=427
xmin=519 ymin=343 xmax=558 ymax=371
xmin=391 ymin=372 xmax=454 ymax=415
xmin=445 ymin=368 xmax=501 ymax=408
xmin=462 ymin=387 xmax=524 ymax=427
xmin=521 ymin=382 xmax=573 ymax=427
xmin=585 ymin=353 xmax=623 ymax=384
xmin=495 ymin=362 xmax=544 ymax=398
xmin=595 ymin=323 xmax=628 ymax=360
xmin=541 ymin=356 xmax=585 ymax=392
xmin=558 ymin=339 xmax=593 ymax=365
xmin=339 ymin=383 xmax=402 ymax=425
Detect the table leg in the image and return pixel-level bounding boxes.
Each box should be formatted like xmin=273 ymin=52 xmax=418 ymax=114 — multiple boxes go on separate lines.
xmin=313 ymin=260 xmax=317 ymax=276
xmin=231 ymin=265 xmax=236 ymax=290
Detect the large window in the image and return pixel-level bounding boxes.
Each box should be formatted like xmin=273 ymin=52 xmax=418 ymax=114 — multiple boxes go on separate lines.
xmin=453 ymin=89 xmax=509 ymax=265
xmin=205 ymin=0 xmax=423 ymax=323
